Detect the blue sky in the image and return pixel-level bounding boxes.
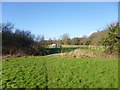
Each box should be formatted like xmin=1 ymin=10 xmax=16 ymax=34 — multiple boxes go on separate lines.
xmin=2 ymin=2 xmax=118 ymax=40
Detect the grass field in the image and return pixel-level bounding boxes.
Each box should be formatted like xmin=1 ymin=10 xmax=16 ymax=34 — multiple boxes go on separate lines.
xmin=47 ymin=47 xmax=78 ymax=54
xmin=2 ymin=56 xmax=118 ymax=88
xmin=47 ymin=45 xmax=107 ymax=54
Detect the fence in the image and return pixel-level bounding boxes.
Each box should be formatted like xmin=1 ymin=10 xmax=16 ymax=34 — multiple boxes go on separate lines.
xmin=62 ymin=45 xmax=108 ymax=51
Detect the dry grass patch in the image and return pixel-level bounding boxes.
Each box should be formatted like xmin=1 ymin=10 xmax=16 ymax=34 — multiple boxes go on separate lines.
xmin=60 ymin=49 xmax=118 ymax=59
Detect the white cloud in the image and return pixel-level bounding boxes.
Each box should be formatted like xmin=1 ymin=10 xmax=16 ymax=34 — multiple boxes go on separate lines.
xmin=88 ymin=31 xmax=97 ymax=36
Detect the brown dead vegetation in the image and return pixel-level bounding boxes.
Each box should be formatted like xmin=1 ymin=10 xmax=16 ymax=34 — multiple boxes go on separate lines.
xmin=60 ymin=49 xmax=118 ymax=59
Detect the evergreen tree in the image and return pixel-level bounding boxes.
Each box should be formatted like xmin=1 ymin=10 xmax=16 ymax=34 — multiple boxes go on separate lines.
xmin=102 ymin=22 xmax=119 ymax=53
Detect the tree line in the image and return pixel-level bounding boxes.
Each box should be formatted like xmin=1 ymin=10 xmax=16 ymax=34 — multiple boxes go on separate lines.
xmin=2 ymin=23 xmax=48 ymax=56
xmin=1 ymin=22 xmax=119 ymax=56
xmin=44 ymin=22 xmax=120 ymax=54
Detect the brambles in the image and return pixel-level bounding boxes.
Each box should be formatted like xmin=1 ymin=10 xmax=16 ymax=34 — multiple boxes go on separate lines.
xmin=2 ymin=23 xmax=48 ymax=57
xmin=2 ymin=56 xmax=118 ymax=88
xmin=60 ymin=49 xmax=118 ymax=59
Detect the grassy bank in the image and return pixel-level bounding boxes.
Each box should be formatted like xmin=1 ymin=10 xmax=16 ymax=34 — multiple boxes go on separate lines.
xmin=2 ymin=56 xmax=118 ymax=88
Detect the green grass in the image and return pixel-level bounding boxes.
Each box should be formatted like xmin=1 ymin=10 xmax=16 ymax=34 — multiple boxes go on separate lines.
xmin=47 ymin=45 xmax=106 ymax=54
xmin=2 ymin=56 xmax=47 ymax=88
xmin=46 ymin=47 xmax=78 ymax=54
xmin=2 ymin=56 xmax=118 ymax=88
xmin=47 ymin=57 xmax=118 ymax=88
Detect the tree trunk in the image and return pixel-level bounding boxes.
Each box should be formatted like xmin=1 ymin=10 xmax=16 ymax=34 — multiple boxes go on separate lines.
xmin=9 ymin=48 xmax=13 ymax=55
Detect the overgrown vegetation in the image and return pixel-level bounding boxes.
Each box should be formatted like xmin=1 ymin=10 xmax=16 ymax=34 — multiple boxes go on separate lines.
xmin=2 ymin=56 xmax=118 ymax=88
xmin=2 ymin=22 xmax=119 ymax=57
xmin=2 ymin=23 xmax=48 ymax=56
xmin=60 ymin=48 xmax=117 ymax=59
xmin=101 ymin=22 xmax=120 ymax=54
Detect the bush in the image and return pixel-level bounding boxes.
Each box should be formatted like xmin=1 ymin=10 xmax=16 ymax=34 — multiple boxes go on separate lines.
xmin=2 ymin=23 xmax=48 ymax=56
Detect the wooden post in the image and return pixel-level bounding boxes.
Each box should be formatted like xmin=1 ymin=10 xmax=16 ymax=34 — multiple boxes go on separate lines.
xmin=61 ymin=48 xmax=63 ymax=53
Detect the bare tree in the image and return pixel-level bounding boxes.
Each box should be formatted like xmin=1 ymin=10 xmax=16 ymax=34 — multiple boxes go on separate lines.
xmin=62 ymin=33 xmax=70 ymax=45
